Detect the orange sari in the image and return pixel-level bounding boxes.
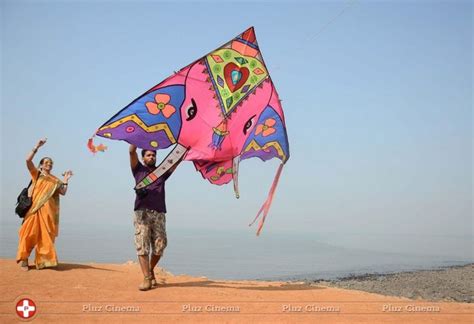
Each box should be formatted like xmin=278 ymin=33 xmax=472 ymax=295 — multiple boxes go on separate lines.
xmin=16 ymin=167 xmax=62 ymax=269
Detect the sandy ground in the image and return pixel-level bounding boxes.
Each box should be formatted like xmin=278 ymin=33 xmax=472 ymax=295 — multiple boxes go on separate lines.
xmin=0 ymin=259 xmax=472 ymax=323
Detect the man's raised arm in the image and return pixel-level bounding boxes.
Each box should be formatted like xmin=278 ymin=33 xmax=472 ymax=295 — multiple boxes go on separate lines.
xmin=129 ymin=144 xmax=139 ymax=171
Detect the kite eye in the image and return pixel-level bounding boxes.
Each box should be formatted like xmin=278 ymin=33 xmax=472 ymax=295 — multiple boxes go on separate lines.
xmin=185 ymin=98 xmax=198 ymax=121
xmin=243 ymin=115 xmax=256 ymax=135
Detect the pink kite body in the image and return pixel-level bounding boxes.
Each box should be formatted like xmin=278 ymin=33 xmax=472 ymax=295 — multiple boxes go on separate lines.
xmin=90 ymin=27 xmax=289 ymax=234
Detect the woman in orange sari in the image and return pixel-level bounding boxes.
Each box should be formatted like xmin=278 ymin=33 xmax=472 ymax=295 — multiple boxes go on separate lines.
xmin=16 ymin=138 xmax=73 ymax=271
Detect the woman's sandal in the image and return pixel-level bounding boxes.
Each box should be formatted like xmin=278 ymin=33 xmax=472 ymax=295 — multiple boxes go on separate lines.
xmin=19 ymin=260 xmax=29 ymax=272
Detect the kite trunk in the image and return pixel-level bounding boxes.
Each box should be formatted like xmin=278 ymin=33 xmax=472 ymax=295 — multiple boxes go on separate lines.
xmin=135 ymin=143 xmax=188 ymax=190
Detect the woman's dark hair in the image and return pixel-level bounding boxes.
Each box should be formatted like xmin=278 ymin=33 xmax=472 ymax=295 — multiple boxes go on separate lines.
xmin=38 ymin=157 xmax=53 ymax=169
xmin=39 ymin=157 xmax=53 ymax=165
xmin=141 ymin=149 xmax=157 ymax=157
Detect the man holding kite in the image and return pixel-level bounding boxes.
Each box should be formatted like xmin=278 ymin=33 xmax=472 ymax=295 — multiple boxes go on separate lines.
xmin=89 ymin=27 xmax=289 ymax=290
xmin=130 ymin=145 xmax=173 ymax=291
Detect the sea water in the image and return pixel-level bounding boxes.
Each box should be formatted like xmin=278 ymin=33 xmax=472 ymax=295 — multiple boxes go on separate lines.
xmin=1 ymin=219 xmax=472 ymax=280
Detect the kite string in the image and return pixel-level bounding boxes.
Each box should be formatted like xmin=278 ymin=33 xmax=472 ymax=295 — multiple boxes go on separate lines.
xmin=309 ymin=0 xmax=358 ymax=42
xmin=271 ymin=0 xmax=358 ymax=72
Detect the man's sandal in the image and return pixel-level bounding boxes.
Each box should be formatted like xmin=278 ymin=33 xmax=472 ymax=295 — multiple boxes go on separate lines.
xmin=150 ymin=272 xmax=158 ymax=287
xmin=138 ymin=275 xmax=153 ymax=291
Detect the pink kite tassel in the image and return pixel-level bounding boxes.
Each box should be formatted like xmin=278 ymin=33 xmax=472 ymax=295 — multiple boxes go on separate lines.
xmin=87 ymin=136 xmax=107 ymax=154
xmin=249 ymin=163 xmax=284 ymax=236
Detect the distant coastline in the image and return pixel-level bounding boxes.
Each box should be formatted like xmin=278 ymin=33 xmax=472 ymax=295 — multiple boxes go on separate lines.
xmin=307 ymin=263 xmax=473 ymax=303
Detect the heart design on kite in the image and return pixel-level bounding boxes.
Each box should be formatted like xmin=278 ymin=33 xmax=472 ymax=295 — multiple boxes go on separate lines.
xmin=224 ymin=63 xmax=249 ymax=92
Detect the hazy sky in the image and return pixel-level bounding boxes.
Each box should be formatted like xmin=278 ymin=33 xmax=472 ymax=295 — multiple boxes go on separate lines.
xmin=1 ymin=0 xmax=472 ymax=245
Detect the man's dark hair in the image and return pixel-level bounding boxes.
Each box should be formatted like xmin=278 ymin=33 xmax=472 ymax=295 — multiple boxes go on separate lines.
xmin=141 ymin=149 xmax=157 ymax=157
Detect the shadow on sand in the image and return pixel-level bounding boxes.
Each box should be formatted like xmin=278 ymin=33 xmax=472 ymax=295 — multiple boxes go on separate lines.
xmin=159 ymin=280 xmax=326 ymax=291
xmin=34 ymin=262 xmax=119 ymax=272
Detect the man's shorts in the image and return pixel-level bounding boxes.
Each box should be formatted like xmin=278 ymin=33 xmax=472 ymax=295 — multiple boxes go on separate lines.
xmin=133 ymin=209 xmax=167 ymax=256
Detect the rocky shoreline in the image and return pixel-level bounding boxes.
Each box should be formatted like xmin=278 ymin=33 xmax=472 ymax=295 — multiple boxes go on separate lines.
xmin=309 ymin=263 xmax=473 ymax=303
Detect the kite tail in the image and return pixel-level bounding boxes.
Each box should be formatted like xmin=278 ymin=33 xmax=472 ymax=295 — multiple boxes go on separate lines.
xmin=87 ymin=132 xmax=107 ymax=154
xmin=249 ymin=163 xmax=284 ymax=236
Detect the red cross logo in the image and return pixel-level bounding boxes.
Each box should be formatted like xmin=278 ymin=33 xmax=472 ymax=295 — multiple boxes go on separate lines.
xmin=16 ymin=298 xmax=37 ymax=319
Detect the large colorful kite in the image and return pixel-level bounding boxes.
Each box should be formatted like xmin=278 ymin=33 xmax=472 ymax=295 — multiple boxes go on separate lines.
xmin=89 ymin=27 xmax=289 ymax=235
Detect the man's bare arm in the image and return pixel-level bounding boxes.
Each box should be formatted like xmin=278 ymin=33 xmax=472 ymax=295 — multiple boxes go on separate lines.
xmin=129 ymin=144 xmax=139 ymax=170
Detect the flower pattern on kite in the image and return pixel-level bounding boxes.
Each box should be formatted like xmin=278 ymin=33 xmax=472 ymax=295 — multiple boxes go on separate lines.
xmin=145 ymin=94 xmax=176 ymax=118
xmin=90 ymin=27 xmax=289 ymax=235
